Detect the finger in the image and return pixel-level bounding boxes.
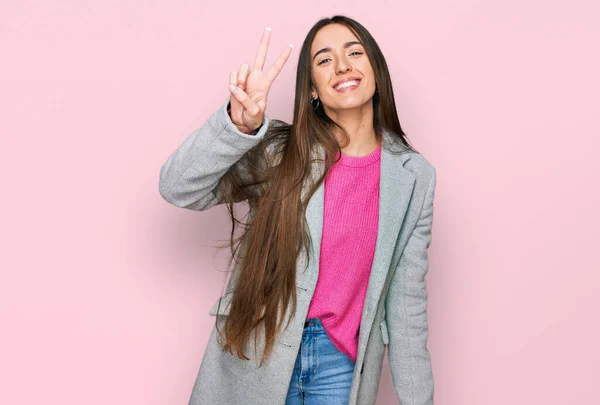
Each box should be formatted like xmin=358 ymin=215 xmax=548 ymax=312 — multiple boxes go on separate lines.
xmin=238 ymin=63 xmax=250 ymax=90
xmin=229 ymin=70 xmax=238 ymax=86
xmin=228 ymin=84 xmax=260 ymax=117
xmin=265 ymin=44 xmax=293 ymax=84
xmin=253 ymin=27 xmax=271 ymax=72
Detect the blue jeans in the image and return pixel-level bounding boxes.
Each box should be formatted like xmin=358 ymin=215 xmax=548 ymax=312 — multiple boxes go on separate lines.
xmin=285 ymin=318 xmax=356 ymax=404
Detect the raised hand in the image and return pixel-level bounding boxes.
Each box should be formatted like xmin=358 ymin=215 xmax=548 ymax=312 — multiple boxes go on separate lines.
xmin=228 ymin=28 xmax=293 ymax=134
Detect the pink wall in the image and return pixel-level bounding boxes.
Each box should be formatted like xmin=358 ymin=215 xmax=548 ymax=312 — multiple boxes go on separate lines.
xmin=1 ymin=1 xmax=599 ymax=404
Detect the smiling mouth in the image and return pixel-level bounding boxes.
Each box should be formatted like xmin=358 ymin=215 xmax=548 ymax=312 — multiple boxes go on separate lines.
xmin=333 ymin=79 xmax=361 ymax=92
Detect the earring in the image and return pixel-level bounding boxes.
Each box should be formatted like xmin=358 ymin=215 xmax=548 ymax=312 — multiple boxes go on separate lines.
xmin=310 ymin=97 xmax=320 ymax=110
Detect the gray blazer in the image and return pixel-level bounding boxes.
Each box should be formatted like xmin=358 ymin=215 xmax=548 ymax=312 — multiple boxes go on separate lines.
xmin=159 ymin=96 xmax=437 ymax=405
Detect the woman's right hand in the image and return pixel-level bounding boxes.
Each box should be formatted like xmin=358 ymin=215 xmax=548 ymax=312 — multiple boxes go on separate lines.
xmin=228 ymin=28 xmax=293 ymax=134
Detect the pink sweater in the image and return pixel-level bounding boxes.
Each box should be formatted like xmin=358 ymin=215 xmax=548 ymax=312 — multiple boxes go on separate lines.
xmin=306 ymin=143 xmax=381 ymax=363
xmin=228 ymin=106 xmax=381 ymax=363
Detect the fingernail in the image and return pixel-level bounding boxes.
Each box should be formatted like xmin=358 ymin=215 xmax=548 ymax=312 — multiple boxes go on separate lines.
xmin=229 ymin=84 xmax=237 ymax=94
xmin=265 ymin=27 xmax=271 ymax=31
xmin=289 ymin=44 xmax=294 ymax=48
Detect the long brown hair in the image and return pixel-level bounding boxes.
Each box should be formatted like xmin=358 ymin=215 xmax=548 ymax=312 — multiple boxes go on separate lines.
xmin=214 ymin=15 xmax=417 ymax=367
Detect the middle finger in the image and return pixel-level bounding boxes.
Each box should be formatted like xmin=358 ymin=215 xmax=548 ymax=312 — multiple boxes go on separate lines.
xmin=253 ymin=27 xmax=271 ymax=72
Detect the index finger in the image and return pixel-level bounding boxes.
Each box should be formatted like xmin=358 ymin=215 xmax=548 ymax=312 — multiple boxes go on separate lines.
xmin=253 ymin=27 xmax=271 ymax=72
xmin=265 ymin=44 xmax=294 ymax=84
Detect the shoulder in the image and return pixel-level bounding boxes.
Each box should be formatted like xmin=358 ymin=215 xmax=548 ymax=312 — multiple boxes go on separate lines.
xmin=401 ymin=151 xmax=437 ymax=215
xmin=381 ymin=129 xmax=435 ymax=182
xmin=402 ymin=151 xmax=436 ymax=185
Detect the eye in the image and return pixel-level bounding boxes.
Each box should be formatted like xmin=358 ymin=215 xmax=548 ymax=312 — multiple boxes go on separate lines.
xmin=317 ymin=51 xmax=363 ymax=65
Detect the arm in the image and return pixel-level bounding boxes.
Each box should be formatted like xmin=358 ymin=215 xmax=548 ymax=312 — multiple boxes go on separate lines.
xmin=386 ymin=168 xmax=437 ymax=405
xmin=158 ymin=95 xmax=269 ymax=210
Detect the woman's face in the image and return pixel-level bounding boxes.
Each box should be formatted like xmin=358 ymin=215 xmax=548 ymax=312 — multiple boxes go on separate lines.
xmin=310 ymin=24 xmax=376 ymax=114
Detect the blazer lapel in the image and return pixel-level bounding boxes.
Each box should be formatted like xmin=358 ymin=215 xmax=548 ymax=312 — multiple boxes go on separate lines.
xmin=357 ymin=134 xmax=415 ymax=357
xmin=301 ymin=130 xmax=416 ymax=354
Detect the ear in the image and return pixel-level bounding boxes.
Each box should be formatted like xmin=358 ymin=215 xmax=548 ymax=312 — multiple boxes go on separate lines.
xmin=311 ymin=88 xmax=318 ymax=100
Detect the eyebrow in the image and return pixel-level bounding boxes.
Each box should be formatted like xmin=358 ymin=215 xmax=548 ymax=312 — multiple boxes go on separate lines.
xmin=312 ymin=41 xmax=363 ymax=61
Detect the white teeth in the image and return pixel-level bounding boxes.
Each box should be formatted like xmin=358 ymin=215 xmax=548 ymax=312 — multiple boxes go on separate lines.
xmin=335 ymin=80 xmax=359 ymax=90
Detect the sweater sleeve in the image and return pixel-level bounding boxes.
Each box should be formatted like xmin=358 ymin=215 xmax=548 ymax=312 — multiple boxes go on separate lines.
xmin=158 ymin=95 xmax=270 ymax=210
xmin=385 ymin=168 xmax=437 ymax=405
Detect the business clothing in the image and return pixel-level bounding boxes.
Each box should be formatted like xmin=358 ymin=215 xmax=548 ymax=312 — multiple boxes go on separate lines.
xmin=158 ymin=95 xmax=437 ymax=405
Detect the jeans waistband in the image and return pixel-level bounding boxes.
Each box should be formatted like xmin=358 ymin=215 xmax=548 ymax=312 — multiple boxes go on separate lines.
xmin=303 ymin=317 xmax=324 ymax=332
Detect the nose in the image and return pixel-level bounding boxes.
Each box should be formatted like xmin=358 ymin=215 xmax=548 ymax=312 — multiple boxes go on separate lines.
xmin=336 ymin=57 xmax=352 ymax=74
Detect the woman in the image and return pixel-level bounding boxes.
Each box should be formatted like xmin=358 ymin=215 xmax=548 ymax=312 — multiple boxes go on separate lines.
xmin=159 ymin=15 xmax=437 ymax=405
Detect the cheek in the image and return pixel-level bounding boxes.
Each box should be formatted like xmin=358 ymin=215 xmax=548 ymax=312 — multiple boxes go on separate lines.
xmin=363 ymin=68 xmax=376 ymax=86
xmin=356 ymin=61 xmax=374 ymax=79
xmin=314 ymin=72 xmax=330 ymax=92
xmin=365 ymin=74 xmax=377 ymax=93
xmin=315 ymin=77 xmax=329 ymax=94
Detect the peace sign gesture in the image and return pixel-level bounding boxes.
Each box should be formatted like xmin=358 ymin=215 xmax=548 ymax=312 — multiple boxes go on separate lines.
xmin=228 ymin=28 xmax=293 ymax=134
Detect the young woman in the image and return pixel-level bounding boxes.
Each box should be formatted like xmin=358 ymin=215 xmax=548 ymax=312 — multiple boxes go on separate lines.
xmin=159 ymin=15 xmax=437 ymax=405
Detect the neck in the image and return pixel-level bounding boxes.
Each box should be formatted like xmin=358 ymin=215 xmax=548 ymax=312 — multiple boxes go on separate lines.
xmin=324 ymin=102 xmax=381 ymax=157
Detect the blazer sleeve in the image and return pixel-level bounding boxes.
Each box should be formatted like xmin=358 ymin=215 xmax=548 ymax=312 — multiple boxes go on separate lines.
xmin=158 ymin=95 xmax=270 ymax=210
xmin=385 ymin=168 xmax=437 ymax=405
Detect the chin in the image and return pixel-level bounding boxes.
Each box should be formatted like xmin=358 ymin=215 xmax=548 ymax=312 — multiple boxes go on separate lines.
xmin=336 ymin=98 xmax=371 ymax=109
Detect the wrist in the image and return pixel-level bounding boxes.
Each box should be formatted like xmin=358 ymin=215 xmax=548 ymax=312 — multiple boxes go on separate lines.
xmin=227 ymin=106 xmax=259 ymax=135
xmin=240 ymin=126 xmax=258 ymax=135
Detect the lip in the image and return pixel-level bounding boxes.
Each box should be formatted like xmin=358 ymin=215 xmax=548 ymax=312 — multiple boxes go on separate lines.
xmin=331 ymin=77 xmax=362 ymax=89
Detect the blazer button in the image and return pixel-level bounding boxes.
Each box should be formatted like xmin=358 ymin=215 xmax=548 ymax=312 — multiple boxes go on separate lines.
xmin=360 ymin=362 xmax=365 ymax=374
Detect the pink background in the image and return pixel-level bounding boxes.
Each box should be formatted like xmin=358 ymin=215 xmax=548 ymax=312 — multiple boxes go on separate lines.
xmin=1 ymin=1 xmax=599 ymax=404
